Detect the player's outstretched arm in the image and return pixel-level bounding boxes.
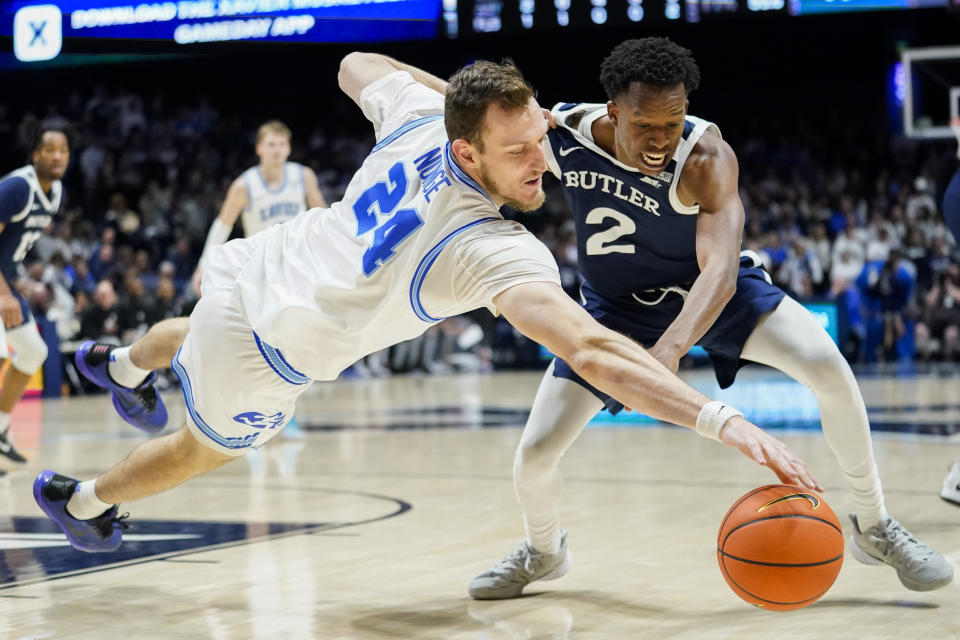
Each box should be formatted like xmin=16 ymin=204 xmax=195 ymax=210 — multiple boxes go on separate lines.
xmin=302 ymin=166 xmax=327 ymax=209
xmin=338 ymin=52 xmax=448 ymax=107
xmin=649 ymin=137 xmax=743 ymax=372
xmin=494 ymin=280 xmax=821 ymax=491
xmin=192 ymin=177 xmax=247 ymax=295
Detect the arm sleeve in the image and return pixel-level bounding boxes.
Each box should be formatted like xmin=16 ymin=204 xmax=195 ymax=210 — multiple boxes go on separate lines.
xmin=0 ymin=177 xmax=31 ymax=225
xmin=450 ymin=222 xmax=562 ymax=316
xmin=359 ymin=70 xmax=445 ymax=143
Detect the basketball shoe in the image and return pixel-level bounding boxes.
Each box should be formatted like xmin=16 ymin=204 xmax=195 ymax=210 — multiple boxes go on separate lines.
xmin=33 ymin=470 xmax=127 ymax=553
xmin=848 ymin=513 xmax=953 ymax=591
xmin=469 ymin=531 xmax=571 ymax=599
xmin=940 ymin=461 xmax=960 ymax=507
xmin=75 ymin=341 xmax=167 ymax=434
xmin=0 ymin=428 xmax=27 ymax=463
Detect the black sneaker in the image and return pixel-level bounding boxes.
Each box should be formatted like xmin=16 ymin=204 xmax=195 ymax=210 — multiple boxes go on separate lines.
xmin=0 ymin=428 xmax=27 ymax=464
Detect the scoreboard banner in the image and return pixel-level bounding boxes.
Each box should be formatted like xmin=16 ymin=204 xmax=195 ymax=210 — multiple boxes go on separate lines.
xmin=4 ymin=0 xmax=442 ymax=61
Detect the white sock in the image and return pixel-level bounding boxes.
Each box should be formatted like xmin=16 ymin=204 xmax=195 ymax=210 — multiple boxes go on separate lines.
xmin=845 ymin=465 xmax=887 ymax=531
xmin=525 ymin=516 xmax=563 ymax=555
xmin=0 ymin=411 xmax=11 ymax=433
xmin=107 ymin=347 xmax=152 ymax=389
xmin=65 ymin=479 xmax=113 ymax=520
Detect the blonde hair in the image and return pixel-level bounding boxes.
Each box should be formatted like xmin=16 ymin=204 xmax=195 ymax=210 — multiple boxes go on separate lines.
xmin=256 ymin=120 xmax=292 ymax=143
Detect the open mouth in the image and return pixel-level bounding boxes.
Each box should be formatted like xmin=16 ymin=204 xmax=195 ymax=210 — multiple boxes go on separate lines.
xmin=523 ymin=176 xmax=542 ymax=188
xmin=640 ymin=152 xmax=668 ymax=171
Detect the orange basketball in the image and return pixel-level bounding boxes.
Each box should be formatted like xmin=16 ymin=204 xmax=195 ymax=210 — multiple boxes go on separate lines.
xmin=717 ymin=484 xmax=844 ymax=611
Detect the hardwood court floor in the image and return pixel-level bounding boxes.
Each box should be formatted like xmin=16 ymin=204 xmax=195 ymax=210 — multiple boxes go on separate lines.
xmin=0 ymin=365 xmax=958 ymax=639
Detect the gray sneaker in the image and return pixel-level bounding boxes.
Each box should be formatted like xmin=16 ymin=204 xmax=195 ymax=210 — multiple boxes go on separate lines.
xmin=848 ymin=514 xmax=953 ymax=591
xmin=469 ymin=531 xmax=572 ymax=600
xmin=940 ymin=462 xmax=960 ymax=507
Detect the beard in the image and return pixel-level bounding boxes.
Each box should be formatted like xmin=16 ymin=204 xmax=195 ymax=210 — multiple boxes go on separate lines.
xmin=479 ymin=165 xmax=546 ymax=212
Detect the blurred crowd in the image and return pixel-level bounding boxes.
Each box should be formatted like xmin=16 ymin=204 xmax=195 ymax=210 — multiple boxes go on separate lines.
xmin=2 ymin=87 xmax=959 ymax=375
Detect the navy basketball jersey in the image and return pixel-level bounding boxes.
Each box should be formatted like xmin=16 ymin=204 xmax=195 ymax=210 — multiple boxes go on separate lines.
xmin=545 ymin=103 xmax=721 ymax=300
xmin=0 ymin=165 xmax=62 ymax=282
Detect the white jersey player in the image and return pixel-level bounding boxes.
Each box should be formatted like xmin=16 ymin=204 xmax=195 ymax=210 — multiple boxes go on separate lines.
xmin=192 ymin=120 xmax=326 ymax=295
xmin=36 ymin=53 xmax=819 ymax=556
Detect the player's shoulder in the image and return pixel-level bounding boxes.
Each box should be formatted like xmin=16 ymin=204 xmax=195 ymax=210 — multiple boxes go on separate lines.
xmin=685 ymin=117 xmax=735 ymax=174
xmin=0 ymin=171 xmax=32 ymax=203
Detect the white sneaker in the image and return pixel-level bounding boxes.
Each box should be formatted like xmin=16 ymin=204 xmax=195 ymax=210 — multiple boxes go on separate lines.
xmin=469 ymin=531 xmax=572 ymax=600
xmin=940 ymin=461 xmax=960 ymax=507
xmin=848 ymin=514 xmax=953 ymax=591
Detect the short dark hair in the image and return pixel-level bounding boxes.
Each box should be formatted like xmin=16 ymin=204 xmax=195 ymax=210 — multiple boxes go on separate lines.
xmin=445 ymin=59 xmax=535 ymax=151
xmin=20 ymin=116 xmax=74 ymax=160
xmin=600 ymin=37 xmax=701 ymax=101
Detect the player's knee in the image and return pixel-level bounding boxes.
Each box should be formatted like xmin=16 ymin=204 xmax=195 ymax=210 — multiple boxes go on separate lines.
xmin=802 ymin=341 xmax=854 ymax=393
xmin=515 ymin=435 xmax=564 ymax=477
xmin=7 ymin=325 xmax=47 ymax=374
xmin=175 ymin=425 xmax=237 ymax=471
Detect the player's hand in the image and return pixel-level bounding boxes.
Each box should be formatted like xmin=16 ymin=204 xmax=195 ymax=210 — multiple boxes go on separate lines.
xmin=647 ymin=343 xmax=681 ymax=374
xmin=719 ymin=416 xmax=823 ymax=492
xmin=191 ymin=269 xmax=203 ymax=297
xmin=542 ymin=108 xmax=557 ymax=129
xmin=0 ymin=292 xmax=23 ymax=328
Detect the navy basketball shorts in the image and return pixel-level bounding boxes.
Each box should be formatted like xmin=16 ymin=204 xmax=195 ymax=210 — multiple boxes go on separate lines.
xmin=553 ymin=253 xmax=786 ymax=414
xmin=172 ymin=286 xmax=311 ymax=456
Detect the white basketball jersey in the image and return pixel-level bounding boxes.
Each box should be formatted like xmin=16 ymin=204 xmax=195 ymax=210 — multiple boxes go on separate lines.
xmin=239 ymin=162 xmax=307 ymax=237
xmin=205 ymin=71 xmax=560 ymax=381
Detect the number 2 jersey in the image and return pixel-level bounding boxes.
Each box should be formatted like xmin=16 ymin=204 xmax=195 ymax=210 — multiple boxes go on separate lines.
xmin=205 ymin=71 xmax=560 ymax=381
xmin=544 ymin=103 xmax=720 ymax=300
xmin=0 ymin=165 xmax=62 ymax=285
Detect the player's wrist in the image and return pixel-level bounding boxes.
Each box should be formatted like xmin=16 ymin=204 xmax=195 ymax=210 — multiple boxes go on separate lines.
xmin=696 ymin=400 xmax=743 ymax=441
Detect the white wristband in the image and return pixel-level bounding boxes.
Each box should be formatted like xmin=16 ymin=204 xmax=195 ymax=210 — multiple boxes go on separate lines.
xmin=695 ymin=401 xmax=743 ymax=441
xmin=198 ymin=218 xmax=232 ymax=271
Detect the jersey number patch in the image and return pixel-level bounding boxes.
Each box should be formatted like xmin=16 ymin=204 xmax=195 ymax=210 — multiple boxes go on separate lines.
xmin=12 ymin=231 xmax=43 ymax=263
xmin=352 ymin=162 xmax=423 ymax=276
xmin=584 ymin=207 xmax=636 ymax=255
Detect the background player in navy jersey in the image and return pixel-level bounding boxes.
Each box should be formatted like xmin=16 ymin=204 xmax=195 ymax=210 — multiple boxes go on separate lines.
xmin=0 ymin=120 xmax=69 ymax=464
xmin=940 ymin=117 xmax=960 ymax=506
xmin=470 ymin=37 xmax=952 ymax=599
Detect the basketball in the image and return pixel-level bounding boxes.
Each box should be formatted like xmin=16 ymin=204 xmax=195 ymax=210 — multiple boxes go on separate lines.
xmin=717 ymin=484 xmax=844 ymax=611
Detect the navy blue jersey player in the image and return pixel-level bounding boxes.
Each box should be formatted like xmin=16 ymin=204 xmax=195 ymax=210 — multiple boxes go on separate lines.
xmin=0 ymin=122 xmax=69 ymax=464
xmin=470 ymin=37 xmax=952 ymax=600
xmin=940 ymin=117 xmax=960 ymax=507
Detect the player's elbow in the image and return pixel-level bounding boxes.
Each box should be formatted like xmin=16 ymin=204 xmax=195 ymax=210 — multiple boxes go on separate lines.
xmin=565 ymin=331 xmax=614 ymax=383
xmin=338 ymin=52 xmax=365 ymax=92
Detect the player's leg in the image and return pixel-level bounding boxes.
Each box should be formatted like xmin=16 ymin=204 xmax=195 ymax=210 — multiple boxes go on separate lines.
xmin=0 ymin=320 xmax=45 ymax=463
xmin=469 ymin=360 xmax=603 ymax=600
xmin=941 ymin=132 xmax=960 ymax=504
xmin=740 ymin=295 xmax=952 ymax=590
xmin=74 ymin=317 xmax=189 ymax=434
xmin=35 ymin=290 xmax=304 ymax=553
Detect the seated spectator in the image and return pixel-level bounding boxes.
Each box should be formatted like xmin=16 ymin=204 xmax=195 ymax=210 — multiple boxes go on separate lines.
xmin=79 ymin=280 xmax=126 ymax=343
xmin=915 ymin=264 xmax=960 ymax=362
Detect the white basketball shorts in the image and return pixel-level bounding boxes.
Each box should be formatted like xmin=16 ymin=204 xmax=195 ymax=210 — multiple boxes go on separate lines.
xmin=171 ymin=287 xmax=312 ymax=456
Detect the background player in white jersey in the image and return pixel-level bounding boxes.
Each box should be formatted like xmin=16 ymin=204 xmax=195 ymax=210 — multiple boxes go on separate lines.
xmin=470 ymin=37 xmax=951 ymax=599
xmin=32 ymin=53 xmax=818 ymax=555
xmin=0 ymin=120 xmax=69 ymax=464
xmin=191 ymin=120 xmax=327 ymax=295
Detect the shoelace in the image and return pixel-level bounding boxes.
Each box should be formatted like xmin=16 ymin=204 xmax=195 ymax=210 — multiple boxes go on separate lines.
xmin=90 ymin=511 xmax=131 ymax=539
xmin=876 ymin=520 xmax=931 ymax=564
xmin=488 ymin=544 xmax=537 ymax=578
xmin=133 ymin=385 xmax=158 ymax=412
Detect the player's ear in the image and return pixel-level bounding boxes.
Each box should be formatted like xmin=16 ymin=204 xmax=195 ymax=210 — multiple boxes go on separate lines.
xmin=452 ymin=138 xmax=478 ymax=168
xmin=607 ymin=101 xmax=619 ymax=127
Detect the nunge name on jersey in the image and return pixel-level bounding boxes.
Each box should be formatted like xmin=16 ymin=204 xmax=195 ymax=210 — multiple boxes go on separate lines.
xmin=414 ymin=146 xmax=452 ymax=203
xmin=562 ymin=170 xmax=661 ymax=217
